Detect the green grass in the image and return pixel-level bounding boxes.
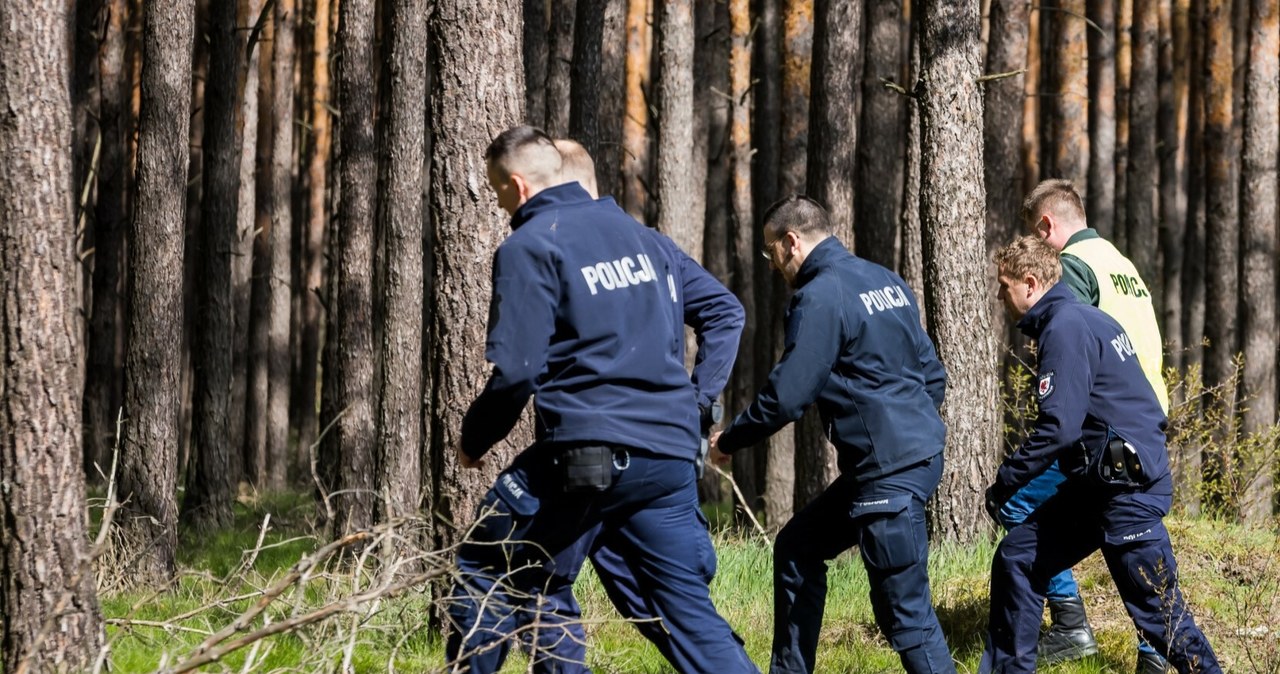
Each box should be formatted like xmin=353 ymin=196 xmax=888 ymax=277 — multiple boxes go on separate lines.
xmin=99 ymin=494 xmax=1280 ymax=673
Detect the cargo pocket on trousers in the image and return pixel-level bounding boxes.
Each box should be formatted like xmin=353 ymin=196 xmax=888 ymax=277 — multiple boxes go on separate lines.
xmin=851 ymin=495 xmax=918 ymax=571
xmin=472 ymin=470 xmax=542 ymax=544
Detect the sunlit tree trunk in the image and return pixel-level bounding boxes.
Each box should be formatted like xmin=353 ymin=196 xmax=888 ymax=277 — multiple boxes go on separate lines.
xmin=622 ymin=0 xmax=652 ymax=219
xmin=233 ymin=0 xmax=263 ymax=485
xmin=0 ymin=2 xmax=106 ymax=665
xmin=1202 ymin=0 xmax=1237 ymax=406
xmin=266 ymin=0 xmax=296 ymax=488
xmin=1086 ymin=0 xmax=1116 ymax=236
xmin=1021 ymin=5 xmax=1041 ymax=200
xmin=656 ymin=0 xmax=699 ymax=257
xmin=985 ymin=0 xmax=1029 ymax=252
xmin=246 ymin=8 xmax=275 ymax=487
xmin=1049 ymin=0 xmax=1089 ymax=194
xmin=917 ymin=0 xmax=1000 ymax=544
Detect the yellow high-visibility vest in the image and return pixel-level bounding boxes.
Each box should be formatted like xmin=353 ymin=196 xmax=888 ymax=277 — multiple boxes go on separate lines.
xmin=1061 ymin=237 xmax=1170 ymax=412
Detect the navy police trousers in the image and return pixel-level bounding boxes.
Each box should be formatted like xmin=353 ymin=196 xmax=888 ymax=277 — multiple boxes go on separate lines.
xmin=770 ymin=453 xmax=956 ymax=674
xmin=980 ymin=480 xmax=1221 ymax=673
xmin=444 ymin=444 xmax=758 ymax=674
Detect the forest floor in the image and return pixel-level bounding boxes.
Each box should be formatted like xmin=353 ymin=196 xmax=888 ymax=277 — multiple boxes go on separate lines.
xmin=98 ymin=490 xmax=1280 ymax=673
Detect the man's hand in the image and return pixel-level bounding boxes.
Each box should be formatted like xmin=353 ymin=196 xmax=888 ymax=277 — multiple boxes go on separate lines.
xmin=984 ymin=483 xmax=1008 ymax=525
xmin=709 ymin=431 xmax=732 ymax=466
xmin=457 ymin=446 xmax=484 ymax=470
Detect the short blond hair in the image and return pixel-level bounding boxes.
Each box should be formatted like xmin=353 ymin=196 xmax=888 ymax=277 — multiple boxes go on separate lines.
xmin=994 ymin=235 xmax=1062 ymax=285
xmin=1021 ymin=179 xmax=1086 ymax=229
xmin=554 ymin=139 xmax=598 ymax=198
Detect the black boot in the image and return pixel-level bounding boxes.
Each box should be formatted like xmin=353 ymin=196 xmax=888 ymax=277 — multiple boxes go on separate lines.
xmin=1038 ymin=596 xmax=1099 ymax=664
xmin=1135 ymin=649 xmax=1172 ymax=674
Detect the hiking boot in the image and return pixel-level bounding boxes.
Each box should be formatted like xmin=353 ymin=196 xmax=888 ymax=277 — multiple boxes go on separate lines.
xmin=1038 ymin=596 xmax=1099 ymax=664
xmin=1136 ymin=649 xmax=1173 ymax=674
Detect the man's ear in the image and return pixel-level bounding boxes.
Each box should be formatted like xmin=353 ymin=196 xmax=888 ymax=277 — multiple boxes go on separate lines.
xmin=511 ymin=172 xmax=533 ymax=203
xmin=1024 ymin=274 xmax=1040 ymax=295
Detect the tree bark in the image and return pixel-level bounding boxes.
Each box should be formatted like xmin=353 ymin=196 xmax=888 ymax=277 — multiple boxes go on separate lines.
xmin=524 ymin=0 xmax=549 ymax=126
xmin=570 ymin=0 xmax=605 ymax=157
xmin=1114 ymin=0 xmax=1133 ymax=249
xmin=656 ymin=0 xmax=699 ymax=258
xmin=298 ymin=0 xmax=333 ymax=459
xmin=246 ymin=7 xmax=275 ymax=487
xmin=1021 ymin=5 xmax=1041 ymax=200
xmin=378 ymin=0 xmax=427 ymax=522
xmin=1086 ymin=0 xmax=1116 ymax=237
xmin=116 ymin=0 xmax=195 ymax=585
xmin=917 ymin=0 xmax=1000 ymax=544
xmin=855 ymin=0 xmax=902 ymax=268
xmin=1157 ymin=0 xmax=1185 ymax=372
xmin=702 ymin=0 xmax=732 ymax=282
xmin=727 ymin=0 xmax=761 ymax=517
xmin=183 ymin=0 xmax=243 ymax=529
xmin=985 ymin=0 xmax=1029 ymax=253
xmin=84 ymin=0 xmax=131 ymax=481
xmin=1202 ymin=0 xmax=1237 ymax=401
xmin=1176 ymin=0 xmax=1205 ymax=513
xmin=1238 ymin=0 xmax=1277 ymax=522
xmin=900 ymin=15 xmax=925 ymax=322
xmin=595 ymin=0 xmax=629 ymax=200
xmin=794 ymin=0 xmax=860 ymax=510
xmin=0 ymin=2 xmax=106 ymax=666
xmin=1125 ymin=0 xmax=1159 ymax=295
xmin=328 ymin=0 xmax=379 ymax=535
xmin=427 ymin=0 xmax=526 ymax=546
xmin=545 ymin=0 xmax=576 ymax=136
xmin=1048 ymin=0 xmax=1089 ymax=193
xmin=622 ymin=0 xmax=652 ymax=219
xmin=267 ymin=0 xmax=297 ymax=489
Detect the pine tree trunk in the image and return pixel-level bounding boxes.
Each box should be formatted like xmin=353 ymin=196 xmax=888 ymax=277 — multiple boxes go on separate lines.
xmin=795 ymin=0 xmax=860 ymax=510
xmin=0 ymin=3 xmax=106 ymax=666
xmin=900 ymin=16 xmax=925 ymax=321
xmin=595 ymin=0 xmax=629 ymax=200
xmin=545 ymin=0 xmax=576 ymax=136
xmin=1114 ymin=0 xmax=1132 ymax=249
xmin=232 ymin=0 xmax=263 ymax=484
xmin=1157 ymin=0 xmax=1185 ymax=372
xmin=622 ymin=0 xmax=652 ymax=219
xmin=1238 ymin=0 xmax=1277 ymax=523
xmin=1021 ymin=6 xmax=1041 ymax=201
xmin=298 ymin=0 xmax=332 ymax=460
xmin=917 ymin=0 xmax=1000 ymax=544
xmin=1049 ymin=0 xmax=1090 ymax=193
xmin=427 ymin=0 xmax=526 ymax=546
xmin=84 ymin=0 xmax=131 ymax=482
xmin=855 ymin=0 xmax=901 ymax=268
xmin=246 ymin=10 xmax=275 ymax=487
xmin=116 ymin=0 xmax=194 ymax=586
xmin=1086 ymin=0 xmax=1116 ymax=237
xmin=378 ymin=0 xmax=427 ymax=522
xmin=570 ymin=0 xmax=605 ymax=156
xmin=1202 ymin=0 xmax=1237 ymax=401
xmin=266 ymin=0 xmax=296 ymax=489
xmin=656 ymin=0 xmax=699 ymax=257
xmin=183 ymin=0 xmax=242 ymax=529
xmin=727 ymin=0 xmax=761 ymax=518
xmin=1125 ymin=0 xmax=1158 ymax=295
xmin=984 ymin=0 xmax=1029 ymax=250
xmin=524 ymin=0 xmax=548 ymax=126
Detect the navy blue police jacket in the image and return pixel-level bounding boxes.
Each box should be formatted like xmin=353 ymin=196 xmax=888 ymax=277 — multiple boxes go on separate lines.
xmin=990 ymin=282 xmax=1171 ymax=502
xmin=717 ymin=237 xmax=947 ymax=482
xmin=459 ymin=182 xmax=745 ymax=462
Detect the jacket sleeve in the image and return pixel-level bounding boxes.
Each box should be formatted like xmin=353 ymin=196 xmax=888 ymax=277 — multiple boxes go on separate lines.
xmin=678 ymin=248 xmax=745 ymax=410
xmin=1060 ymin=253 xmax=1100 ymax=306
xmin=994 ymin=313 xmax=1095 ymax=496
xmin=718 ymin=288 xmax=841 ymax=453
xmin=460 ymin=235 xmax=559 ymax=460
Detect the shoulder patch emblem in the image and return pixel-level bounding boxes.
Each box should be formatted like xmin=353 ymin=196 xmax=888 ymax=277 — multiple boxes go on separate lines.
xmin=1037 ymin=371 xmax=1055 ymax=400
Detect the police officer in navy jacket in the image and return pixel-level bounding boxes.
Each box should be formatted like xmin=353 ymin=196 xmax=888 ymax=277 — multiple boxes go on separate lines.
xmin=981 ymin=236 xmax=1221 ymax=674
xmin=445 ymin=126 xmax=758 ymax=674
xmin=711 ymin=195 xmax=957 ymax=674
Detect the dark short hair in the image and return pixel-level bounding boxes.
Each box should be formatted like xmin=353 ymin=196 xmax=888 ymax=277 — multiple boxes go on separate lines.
xmin=485 ymin=125 xmax=557 ymax=164
xmin=1021 ymin=178 xmax=1086 ymax=226
xmin=762 ymin=194 xmax=832 ymax=238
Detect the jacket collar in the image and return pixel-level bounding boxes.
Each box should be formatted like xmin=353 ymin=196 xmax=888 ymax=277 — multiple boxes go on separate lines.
xmin=1064 ymin=227 xmax=1100 ymax=247
xmin=509 ymin=182 xmax=595 ymax=230
xmin=794 ymin=236 xmax=846 ymax=288
xmin=1016 ymin=282 xmax=1077 ymax=339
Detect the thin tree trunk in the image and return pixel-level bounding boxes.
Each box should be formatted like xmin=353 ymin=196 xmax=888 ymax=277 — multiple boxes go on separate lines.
xmin=267 ymin=0 xmax=297 ymax=489
xmin=855 ymin=0 xmax=902 ymax=267
xmin=622 ymin=0 xmax=652 ymax=219
xmin=298 ymin=0 xmax=333 ymax=461
xmin=1158 ymin=0 xmax=1185 ymax=372
xmin=183 ymin=0 xmax=242 ymax=529
xmin=0 ymin=2 xmax=106 ymax=666
xmin=1086 ymin=0 xmax=1116 ymax=236
xmin=427 ymin=0 xmax=526 ymax=547
xmin=656 ymin=0 xmax=699 ymax=258
xmin=524 ymin=0 xmax=548 ymax=125
xmin=545 ymin=0 xmax=576 ymax=136
xmin=1202 ymin=0 xmax=1237 ymax=402
xmin=596 ymin=0 xmax=629 ymax=200
xmin=727 ymin=0 xmax=761 ymax=518
xmin=329 ymin=0 xmax=379 ymax=535
xmin=1238 ymin=0 xmax=1277 ymax=522
xmin=1114 ymin=0 xmax=1133 ymax=249
xmin=795 ymin=0 xmax=860 ymax=510
xmin=84 ymin=0 xmax=131 ymax=481
xmin=900 ymin=14 xmax=925 ymax=321
xmin=985 ymin=0 xmax=1029 ymax=252
xmin=378 ymin=0 xmax=427 ymax=522
xmin=246 ymin=8 xmax=275 ymax=487
xmin=1049 ymin=0 xmax=1089 ymax=193
xmin=918 ymin=0 xmax=1000 ymax=544
xmin=117 ymin=0 xmax=195 ymax=585
xmin=1125 ymin=0 xmax=1158 ymax=295
xmin=1021 ymin=5 xmax=1041 ymax=198
xmin=570 ymin=0 xmax=605 ymax=156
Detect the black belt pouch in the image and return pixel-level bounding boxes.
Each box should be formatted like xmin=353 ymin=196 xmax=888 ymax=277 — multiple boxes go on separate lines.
xmin=557 ymin=445 xmax=615 ymax=492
